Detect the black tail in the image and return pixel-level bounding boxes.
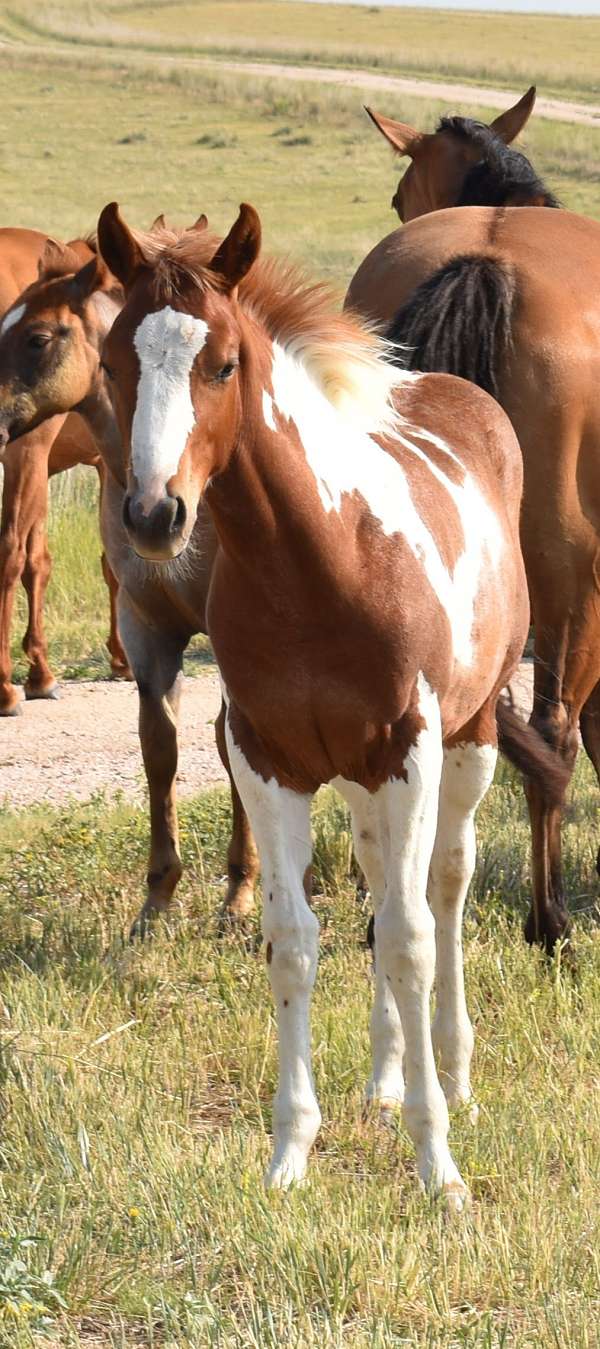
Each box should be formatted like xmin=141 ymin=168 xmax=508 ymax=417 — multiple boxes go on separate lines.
xmin=496 ymin=698 xmax=569 ymax=808
xmin=387 ymin=255 xmax=514 ymax=400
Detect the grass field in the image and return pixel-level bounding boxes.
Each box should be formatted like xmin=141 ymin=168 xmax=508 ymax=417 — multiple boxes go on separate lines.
xmin=0 ymin=762 xmax=599 ymax=1347
xmin=3 ymin=1 xmax=600 ymax=102
xmin=2 ymin=5 xmax=600 ymax=1344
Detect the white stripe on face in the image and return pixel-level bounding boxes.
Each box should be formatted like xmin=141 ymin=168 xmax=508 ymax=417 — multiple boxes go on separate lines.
xmin=132 ymin=305 xmax=208 ymax=512
xmin=0 ymin=303 xmax=26 ymax=337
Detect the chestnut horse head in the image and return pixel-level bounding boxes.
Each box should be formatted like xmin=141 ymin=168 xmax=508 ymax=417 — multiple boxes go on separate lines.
xmin=98 ymin=201 xmax=260 ymax=561
xmin=366 ymin=86 xmax=558 ymax=220
xmin=0 ymin=239 xmax=121 ymax=448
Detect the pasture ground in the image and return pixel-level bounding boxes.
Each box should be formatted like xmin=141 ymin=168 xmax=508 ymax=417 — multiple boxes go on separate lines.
xmin=1 ymin=4 xmax=600 ymax=1344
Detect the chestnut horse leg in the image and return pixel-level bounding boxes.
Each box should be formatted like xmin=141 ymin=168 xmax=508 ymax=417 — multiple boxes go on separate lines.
xmin=101 ymin=548 xmax=132 ymax=679
xmin=524 ymin=612 xmax=599 ymax=951
xmin=579 ymin=678 xmax=600 ymax=876
xmin=0 ymin=418 xmax=65 ymax=714
xmin=215 ymin=697 xmax=260 ymax=928
xmin=21 ymin=491 xmax=58 ymax=701
xmin=117 ymin=593 xmax=185 ymax=939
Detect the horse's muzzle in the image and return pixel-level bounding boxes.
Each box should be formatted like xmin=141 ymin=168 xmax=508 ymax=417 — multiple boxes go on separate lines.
xmin=122 ymin=490 xmax=188 ymax=561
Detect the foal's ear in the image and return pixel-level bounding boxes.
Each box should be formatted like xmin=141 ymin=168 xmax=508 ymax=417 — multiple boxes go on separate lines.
xmin=69 ymin=253 xmax=111 ymax=302
xmin=191 ymin=213 xmax=208 ymax=233
xmin=364 ymin=107 xmax=423 ymax=157
xmin=489 ymin=86 xmax=536 ymax=144
xmin=38 ymin=238 xmax=68 ymax=278
xmin=149 ymin=212 xmax=167 ymax=231
xmin=209 ymin=203 xmax=261 ymax=290
xmin=97 ymin=202 xmax=147 ymax=289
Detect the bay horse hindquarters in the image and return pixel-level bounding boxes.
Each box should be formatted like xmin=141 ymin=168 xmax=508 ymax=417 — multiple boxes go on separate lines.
xmin=97 ymin=199 xmax=557 ymax=1203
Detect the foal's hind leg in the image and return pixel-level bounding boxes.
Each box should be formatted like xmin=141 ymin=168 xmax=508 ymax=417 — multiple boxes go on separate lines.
xmin=428 ymin=734 xmax=497 ymax=1113
xmin=215 ymin=698 xmax=260 ymax=929
xmin=334 ymin=777 xmax=405 ymax=1115
xmin=118 ymin=594 xmax=185 ymax=939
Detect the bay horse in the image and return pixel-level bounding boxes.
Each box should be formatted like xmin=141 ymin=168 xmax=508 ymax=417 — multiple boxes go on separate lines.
xmin=0 ymin=227 xmax=128 ymax=715
xmin=0 ymin=228 xmax=259 ymax=934
xmin=93 ymin=199 xmax=567 ymax=1201
xmin=346 ymin=99 xmax=600 ymax=953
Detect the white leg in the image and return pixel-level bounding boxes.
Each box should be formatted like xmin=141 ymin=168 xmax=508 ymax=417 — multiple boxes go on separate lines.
xmin=334 ymin=777 xmax=405 ymax=1111
xmin=375 ymin=677 xmax=467 ymax=1206
xmin=429 ymin=741 xmax=497 ymax=1111
xmin=226 ymin=713 xmax=320 ymax=1190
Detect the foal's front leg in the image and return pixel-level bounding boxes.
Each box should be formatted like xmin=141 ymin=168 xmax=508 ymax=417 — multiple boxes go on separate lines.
xmin=376 ymin=684 xmax=467 ymax=1206
xmin=225 ymin=709 xmax=321 ymax=1188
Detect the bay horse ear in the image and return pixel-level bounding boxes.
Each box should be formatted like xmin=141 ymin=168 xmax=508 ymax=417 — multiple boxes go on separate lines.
xmin=209 ymin=203 xmax=261 ymax=289
xmin=364 ymin=106 xmax=423 ymax=157
xmin=97 ymin=202 xmax=147 ymax=289
xmin=489 ymin=86 xmax=536 ymax=144
xmin=38 ymin=238 xmax=68 ymax=278
xmin=69 ymin=253 xmax=111 ymax=301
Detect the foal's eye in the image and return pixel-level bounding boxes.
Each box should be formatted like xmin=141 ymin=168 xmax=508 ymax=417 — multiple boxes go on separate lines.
xmin=214 ymin=362 xmax=237 ymax=383
xmin=27 ymin=332 xmax=52 ymax=350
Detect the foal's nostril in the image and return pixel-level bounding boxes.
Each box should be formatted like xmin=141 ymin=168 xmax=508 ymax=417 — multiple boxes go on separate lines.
xmin=122 ymin=493 xmax=134 ymax=532
xmin=173 ymin=495 xmax=187 ymax=534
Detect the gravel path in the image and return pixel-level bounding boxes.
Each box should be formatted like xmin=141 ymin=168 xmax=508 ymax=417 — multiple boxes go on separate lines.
xmin=0 ymin=664 xmax=534 ymax=810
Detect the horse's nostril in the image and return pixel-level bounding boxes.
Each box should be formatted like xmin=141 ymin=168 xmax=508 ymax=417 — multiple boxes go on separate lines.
xmin=173 ymin=495 xmax=187 ymax=534
xmin=122 ymin=493 xmax=134 ymax=531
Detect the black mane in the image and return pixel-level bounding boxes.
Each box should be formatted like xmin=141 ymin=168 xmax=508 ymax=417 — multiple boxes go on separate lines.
xmin=438 ymin=115 xmax=560 ymax=209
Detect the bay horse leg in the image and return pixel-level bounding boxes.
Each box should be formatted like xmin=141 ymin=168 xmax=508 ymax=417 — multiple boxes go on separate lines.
xmin=335 ymin=776 xmax=405 ymax=1115
xmin=428 ymin=734 xmax=497 ymax=1113
xmin=225 ymin=705 xmax=320 ymax=1189
xmin=21 ymin=472 xmax=59 ymax=700
xmin=100 ymin=549 xmax=132 ymax=680
xmin=214 ymin=697 xmax=259 ymax=929
xmin=579 ymin=678 xmax=600 ymax=876
xmin=95 ymin=462 xmax=131 ymax=680
xmin=117 ymin=594 xmax=185 ymax=940
xmin=375 ymin=684 xmax=466 ymax=1206
xmin=0 ymin=423 xmax=63 ymax=714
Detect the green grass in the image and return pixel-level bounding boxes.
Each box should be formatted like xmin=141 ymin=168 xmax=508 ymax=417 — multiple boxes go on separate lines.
xmin=3 ymin=1 xmax=600 ymax=103
xmin=0 ymin=758 xmax=599 ymax=1346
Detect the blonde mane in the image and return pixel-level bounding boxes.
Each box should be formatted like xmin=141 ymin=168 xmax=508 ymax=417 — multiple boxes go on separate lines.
xmin=131 ymin=224 xmax=411 ymax=438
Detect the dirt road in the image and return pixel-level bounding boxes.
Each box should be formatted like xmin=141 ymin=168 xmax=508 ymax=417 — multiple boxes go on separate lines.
xmin=0 ymin=664 xmax=534 ymax=809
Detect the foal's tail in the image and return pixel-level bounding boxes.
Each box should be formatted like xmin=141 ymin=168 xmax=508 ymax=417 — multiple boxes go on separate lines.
xmin=387 ymin=255 xmax=515 ymax=400
xmin=496 ymin=697 xmax=570 ymax=807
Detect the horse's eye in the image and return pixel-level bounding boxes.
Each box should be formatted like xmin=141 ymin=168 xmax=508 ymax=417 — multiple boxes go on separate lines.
xmin=214 ymin=362 xmax=236 ymax=382
xmin=27 ymin=332 xmax=52 ymax=350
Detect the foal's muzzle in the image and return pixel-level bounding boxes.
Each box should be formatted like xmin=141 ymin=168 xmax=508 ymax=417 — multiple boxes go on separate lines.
xmin=122 ymin=491 xmax=188 ymax=561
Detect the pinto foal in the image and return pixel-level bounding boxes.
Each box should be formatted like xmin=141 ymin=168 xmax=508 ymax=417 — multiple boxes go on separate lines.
xmin=91 ymin=200 xmax=569 ymax=1203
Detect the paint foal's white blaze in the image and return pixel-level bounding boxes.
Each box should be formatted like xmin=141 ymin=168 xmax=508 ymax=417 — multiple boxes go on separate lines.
xmin=132 ymin=305 xmax=208 ymax=513
xmin=0 ymin=303 xmax=26 ymax=336
xmin=265 ymin=341 xmax=502 ymax=667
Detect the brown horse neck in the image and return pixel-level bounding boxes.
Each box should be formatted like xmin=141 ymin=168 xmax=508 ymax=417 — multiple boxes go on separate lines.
xmin=77 ymin=383 xmax=126 ymax=488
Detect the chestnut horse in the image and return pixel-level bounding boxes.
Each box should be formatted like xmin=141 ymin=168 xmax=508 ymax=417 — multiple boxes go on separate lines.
xmin=93 ymin=199 xmax=567 ymax=1201
xmin=0 ymin=230 xmax=259 ymax=934
xmin=346 ymin=97 xmax=600 ymax=953
xmin=0 ymin=227 xmax=128 ymax=715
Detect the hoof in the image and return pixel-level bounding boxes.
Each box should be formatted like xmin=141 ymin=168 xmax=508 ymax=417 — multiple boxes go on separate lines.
xmin=265 ymin=1151 xmax=308 ymax=1191
xmin=442 ymin=1179 xmax=470 ymax=1214
xmin=25 ymin=681 xmax=60 ymax=702
xmin=0 ymin=692 xmax=24 ymax=717
xmin=362 ymin=1095 xmax=403 ymax=1130
xmin=111 ymin=664 xmax=134 ymax=682
xmin=524 ymin=906 xmax=570 ymax=955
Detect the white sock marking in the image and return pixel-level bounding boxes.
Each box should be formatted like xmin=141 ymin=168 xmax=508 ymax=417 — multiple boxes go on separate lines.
xmin=132 ymin=305 xmax=208 ymax=512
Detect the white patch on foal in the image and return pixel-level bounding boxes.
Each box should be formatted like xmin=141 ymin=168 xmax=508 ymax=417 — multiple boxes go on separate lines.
xmin=0 ymin=303 xmax=25 ymax=336
xmin=132 ymin=305 xmax=208 ymax=512
xmin=268 ymin=341 xmax=501 ymax=666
